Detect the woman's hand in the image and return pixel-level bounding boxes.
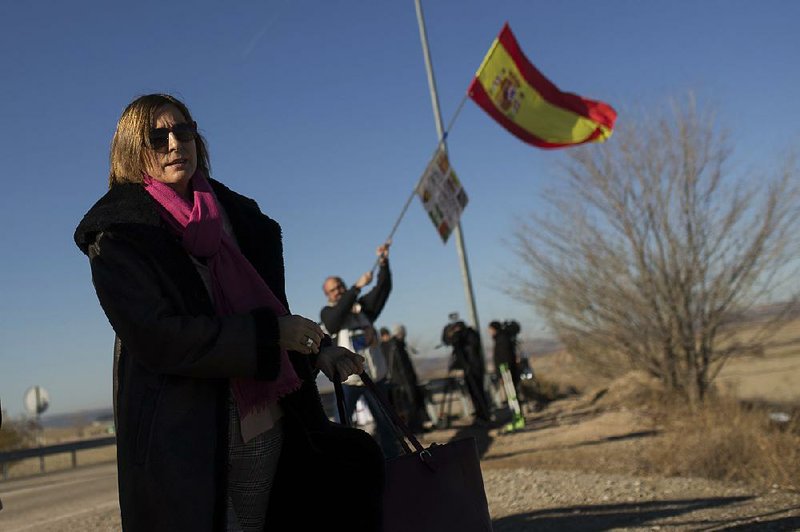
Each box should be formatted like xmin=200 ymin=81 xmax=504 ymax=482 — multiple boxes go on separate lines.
xmin=277 ymin=314 xmax=324 ymax=354
xmin=316 ymin=346 xmax=364 ymax=382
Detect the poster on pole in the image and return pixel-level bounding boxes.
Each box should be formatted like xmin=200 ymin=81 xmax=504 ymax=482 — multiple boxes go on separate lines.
xmin=416 ymin=148 xmax=469 ymax=243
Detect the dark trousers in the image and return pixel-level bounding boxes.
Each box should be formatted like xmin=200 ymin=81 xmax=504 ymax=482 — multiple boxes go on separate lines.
xmin=463 ymin=370 xmax=491 ymax=422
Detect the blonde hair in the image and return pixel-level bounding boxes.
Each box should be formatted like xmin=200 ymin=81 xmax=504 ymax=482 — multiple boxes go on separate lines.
xmin=108 ymin=94 xmax=210 ymax=187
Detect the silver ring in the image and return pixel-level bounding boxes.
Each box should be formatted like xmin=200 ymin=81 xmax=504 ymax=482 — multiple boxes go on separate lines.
xmin=304 ymin=337 xmax=314 ymax=349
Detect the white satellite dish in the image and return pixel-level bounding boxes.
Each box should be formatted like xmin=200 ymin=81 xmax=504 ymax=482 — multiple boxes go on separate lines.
xmin=23 ymin=385 xmax=49 ymax=416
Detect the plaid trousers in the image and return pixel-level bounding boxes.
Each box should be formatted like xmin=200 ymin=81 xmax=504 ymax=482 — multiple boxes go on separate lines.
xmin=226 ymin=395 xmax=284 ymax=532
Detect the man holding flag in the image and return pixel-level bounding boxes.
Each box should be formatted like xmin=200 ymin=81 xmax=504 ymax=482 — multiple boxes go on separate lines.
xmin=320 ymin=243 xmax=402 ymax=459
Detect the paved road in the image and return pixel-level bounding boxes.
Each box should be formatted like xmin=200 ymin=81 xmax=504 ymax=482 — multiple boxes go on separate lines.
xmin=0 ymin=463 xmax=119 ymax=531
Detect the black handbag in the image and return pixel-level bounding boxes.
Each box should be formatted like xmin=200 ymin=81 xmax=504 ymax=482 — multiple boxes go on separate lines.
xmin=334 ymin=372 xmax=493 ymax=532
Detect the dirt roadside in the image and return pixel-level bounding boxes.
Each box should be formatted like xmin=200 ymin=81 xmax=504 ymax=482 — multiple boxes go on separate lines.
xmin=6 ymin=398 xmax=800 ymax=531
xmin=8 ymin=346 xmax=800 ymax=530
xmin=416 ymin=385 xmax=800 ymax=531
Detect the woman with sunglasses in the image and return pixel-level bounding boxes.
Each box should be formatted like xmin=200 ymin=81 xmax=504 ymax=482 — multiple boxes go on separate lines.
xmin=74 ymin=94 xmax=385 ymax=531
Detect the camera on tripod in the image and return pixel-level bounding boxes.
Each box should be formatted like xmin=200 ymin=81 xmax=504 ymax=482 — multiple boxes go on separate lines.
xmin=500 ymin=320 xmax=521 ymax=338
xmin=440 ymin=320 xmax=466 ymax=347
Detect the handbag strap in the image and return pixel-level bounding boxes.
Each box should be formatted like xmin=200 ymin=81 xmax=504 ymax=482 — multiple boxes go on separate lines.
xmin=333 ymin=371 xmax=425 ymax=455
xmin=332 ymin=377 xmax=348 ymax=426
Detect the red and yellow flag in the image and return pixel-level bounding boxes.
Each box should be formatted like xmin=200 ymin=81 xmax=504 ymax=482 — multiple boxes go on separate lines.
xmin=468 ymin=23 xmax=617 ymax=149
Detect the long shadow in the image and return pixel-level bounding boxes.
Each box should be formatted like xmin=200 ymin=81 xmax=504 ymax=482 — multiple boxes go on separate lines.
xmin=435 ymin=417 xmax=658 ymax=462
xmin=445 ymin=423 xmax=494 ymax=458
xmin=486 ymin=429 xmax=659 ymax=462
xmin=720 ymin=515 xmax=800 ymax=531
xmin=513 ymin=409 xmax=604 ymax=432
xmin=691 ymin=505 xmax=800 ymax=531
xmin=491 ymin=497 xmax=752 ymax=531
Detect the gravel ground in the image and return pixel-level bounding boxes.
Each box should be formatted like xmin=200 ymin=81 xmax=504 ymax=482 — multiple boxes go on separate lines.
xmin=412 ymin=384 xmax=800 ymax=532
xmin=29 ymin=504 xmax=121 ymax=532
xmin=483 ymin=468 xmax=800 ymax=531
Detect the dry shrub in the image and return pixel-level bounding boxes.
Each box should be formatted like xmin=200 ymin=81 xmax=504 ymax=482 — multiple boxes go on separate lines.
xmin=533 ymin=349 xmax=606 ymax=392
xmin=591 ymin=370 xmax=664 ymax=410
xmin=0 ymin=426 xmax=24 ymax=451
xmin=1 ymin=423 xmax=34 ymax=476
xmin=642 ymin=395 xmax=800 ymax=489
xmin=0 ymin=421 xmax=35 ymax=451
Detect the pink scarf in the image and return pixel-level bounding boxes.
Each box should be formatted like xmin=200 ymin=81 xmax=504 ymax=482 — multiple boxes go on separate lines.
xmin=143 ymin=172 xmax=301 ymax=421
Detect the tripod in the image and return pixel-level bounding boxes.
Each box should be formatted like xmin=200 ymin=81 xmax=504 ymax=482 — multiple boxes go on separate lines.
xmin=423 ymin=370 xmax=471 ymax=429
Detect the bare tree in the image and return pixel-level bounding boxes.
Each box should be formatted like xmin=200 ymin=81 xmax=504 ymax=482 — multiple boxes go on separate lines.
xmin=511 ymin=97 xmax=800 ymax=403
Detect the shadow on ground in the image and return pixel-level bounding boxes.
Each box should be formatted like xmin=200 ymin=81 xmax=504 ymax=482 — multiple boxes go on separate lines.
xmin=447 ymin=423 xmax=494 ymax=458
xmin=517 ymin=409 xmax=602 ymax=431
xmin=722 ymin=515 xmax=800 ymax=531
xmin=432 ymin=409 xmax=659 ymax=462
xmin=491 ymin=497 xmax=755 ymax=531
xmin=485 ymin=429 xmax=659 ymax=462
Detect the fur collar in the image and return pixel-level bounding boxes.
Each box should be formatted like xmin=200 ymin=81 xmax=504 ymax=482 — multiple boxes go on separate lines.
xmin=74 ymin=178 xmax=264 ymax=255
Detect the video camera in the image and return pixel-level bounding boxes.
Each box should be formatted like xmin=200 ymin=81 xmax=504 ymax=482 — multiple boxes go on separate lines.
xmin=441 ymin=320 xmax=466 ymax=347
xmin=490 ymin=319 xmax=521 ymax=338
xmin=501 ymin=320 xmax=521 ymax=337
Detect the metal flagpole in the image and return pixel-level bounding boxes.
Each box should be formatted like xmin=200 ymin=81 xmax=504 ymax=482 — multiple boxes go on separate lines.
xmin=413 ymin=0 xmax=482 ymax=335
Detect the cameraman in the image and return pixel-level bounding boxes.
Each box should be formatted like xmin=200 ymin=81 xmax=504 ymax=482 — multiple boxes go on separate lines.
xmin=488 ymin=321 xmax=521 ymax=394
xmin=442 ymin=321 xmax=491 ymax=425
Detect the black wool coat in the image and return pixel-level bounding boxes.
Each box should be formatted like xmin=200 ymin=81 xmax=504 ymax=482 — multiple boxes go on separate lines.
xmin=74 ymin=179 xmax=384 ymax=531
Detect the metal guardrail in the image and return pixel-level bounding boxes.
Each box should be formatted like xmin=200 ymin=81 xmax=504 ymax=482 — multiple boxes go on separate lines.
xmin=0 ymin=436 xmax=116 ymax=480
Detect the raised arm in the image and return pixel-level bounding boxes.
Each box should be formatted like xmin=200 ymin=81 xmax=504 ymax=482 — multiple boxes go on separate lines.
xmin=359 ymin=262 xmax=392 ymax=323
xmin=359 ymin=242 xmax=392 ymax=322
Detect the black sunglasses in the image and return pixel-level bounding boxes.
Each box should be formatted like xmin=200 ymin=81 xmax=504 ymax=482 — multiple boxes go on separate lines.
xmin=148 ymin=121 xmax=198 ymax=152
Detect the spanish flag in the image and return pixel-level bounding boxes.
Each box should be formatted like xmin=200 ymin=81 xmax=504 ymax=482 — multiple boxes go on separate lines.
xmin=468 ymin=23 xmax=616 ymax=149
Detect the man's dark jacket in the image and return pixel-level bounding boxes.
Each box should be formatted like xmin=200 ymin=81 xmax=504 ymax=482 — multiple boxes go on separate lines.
xmin=320 ymin=263 xmax=391 ymax=337
xmin=74 ymin=179 xmax=383 ymax=531
xmin=492 ymin=329 xmax=516 ymax=367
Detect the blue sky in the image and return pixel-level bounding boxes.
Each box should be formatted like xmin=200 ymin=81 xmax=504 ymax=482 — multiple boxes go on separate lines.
xmin=1 ymin=1 xmax=798 ymax=417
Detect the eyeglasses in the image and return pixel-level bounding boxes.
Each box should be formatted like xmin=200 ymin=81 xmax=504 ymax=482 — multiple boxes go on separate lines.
xmin=148 ymin=121 xmax=198 ymax=152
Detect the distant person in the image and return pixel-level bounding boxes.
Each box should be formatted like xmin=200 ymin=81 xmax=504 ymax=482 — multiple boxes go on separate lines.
xmin=442 ymin=320 xmax=492 ymax=424
xmin=378 ymin=326 xmax=393 ymax=407
xmin=321 ymin=243 xmax=402 ymax=458
xmin=379 ymin=326 xmax=392 ymax=351
xmin=488 ymin=320 xmax=521 ymax=393
xmin=74 ymin=93 xmax=383 ymax=531
xmin=384 ymin=324 xmax=428 ymax=432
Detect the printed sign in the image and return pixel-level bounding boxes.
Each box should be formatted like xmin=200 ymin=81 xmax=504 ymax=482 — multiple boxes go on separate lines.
xmin=416 ymin=149 xmax=469 ymax=243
